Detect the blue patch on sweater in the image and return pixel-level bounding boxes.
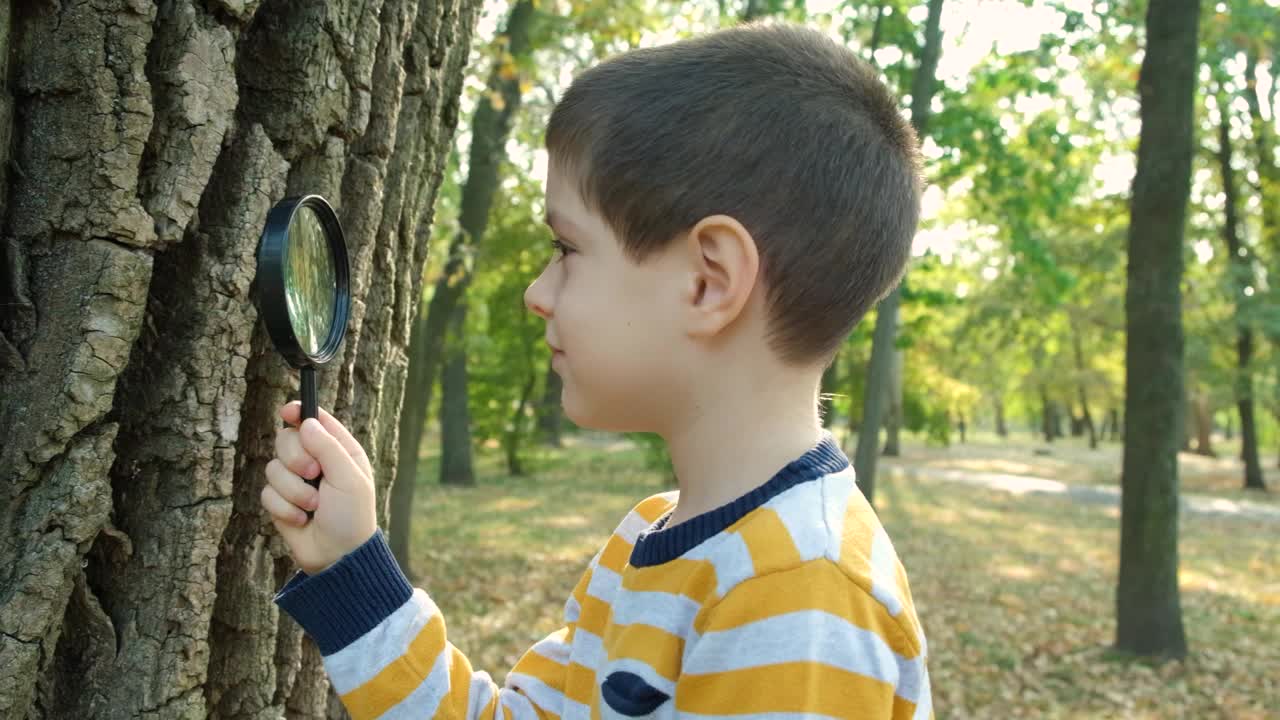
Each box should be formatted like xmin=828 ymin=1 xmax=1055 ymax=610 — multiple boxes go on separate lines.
xmin=601 ymin=671 xmax=669 ymax=716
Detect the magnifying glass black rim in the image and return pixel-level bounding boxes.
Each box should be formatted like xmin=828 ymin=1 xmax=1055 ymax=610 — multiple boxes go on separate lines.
xmin=256 ymin=194 xmax=351 ymax=369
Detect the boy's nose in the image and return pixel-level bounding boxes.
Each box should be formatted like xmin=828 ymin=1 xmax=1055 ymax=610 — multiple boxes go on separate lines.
xmin=524 ymin=274 xmax=552 ymax=320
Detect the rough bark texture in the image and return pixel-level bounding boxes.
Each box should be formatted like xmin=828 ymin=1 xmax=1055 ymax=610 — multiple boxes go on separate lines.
xmin=1116 ymin=0 xmax=1197 ymax=660
xmin=0 ymin=0 xmax=480 ymax=717
xmin=853 ymin=0 xmax=943 ymax=505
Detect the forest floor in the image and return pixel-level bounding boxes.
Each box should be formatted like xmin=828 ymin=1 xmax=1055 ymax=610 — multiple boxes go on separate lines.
xmin=405 ymin=435 xmax=1278 ymax=719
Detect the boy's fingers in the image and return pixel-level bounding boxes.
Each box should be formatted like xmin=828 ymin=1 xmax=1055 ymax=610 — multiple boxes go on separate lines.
xmin=278 ymin=402 xmax=373 ymax=478
xmin=275 ymin=427 xmax=321 ymax=480
xmin=266 ymin=458 xmax=320 ymax=510
xmin=298 ymin=418 xmax=370 ymax=493
xmin=261 ymin=483 xmax=310 ymax=527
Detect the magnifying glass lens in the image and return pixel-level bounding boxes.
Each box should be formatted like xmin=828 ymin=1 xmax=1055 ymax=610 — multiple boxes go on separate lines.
xmin=284 ymin=206 xmax=337 ymax=356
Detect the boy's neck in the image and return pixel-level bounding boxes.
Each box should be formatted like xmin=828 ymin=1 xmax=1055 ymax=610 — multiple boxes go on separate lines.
xmin=660 ymin=368 xmax=824 ymax=528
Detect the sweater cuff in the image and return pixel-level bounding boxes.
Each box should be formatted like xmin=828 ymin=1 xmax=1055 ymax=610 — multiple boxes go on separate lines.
xmin=274 ymin=529 xmax=414 ymax=656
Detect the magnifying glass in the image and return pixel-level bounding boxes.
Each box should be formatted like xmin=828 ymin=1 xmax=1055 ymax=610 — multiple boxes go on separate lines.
xmin=253 ymin=195 xmax=351 ymax=519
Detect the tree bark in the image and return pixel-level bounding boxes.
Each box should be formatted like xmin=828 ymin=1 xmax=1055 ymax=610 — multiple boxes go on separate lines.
xmin=0 ymin=0 xmax=480 ymax=717
xmin=995 ymin=395 xmax=1008 ymax=437
xmin=390 ymin=0 xmax=535 ymax=561
xmin=854 ymin=0 xmax=944 ymax=505
xmin=1116 ymin=0 xmax=1197 ymax=660
xmin=1215 ymin=91 xmax=1266 ymax=490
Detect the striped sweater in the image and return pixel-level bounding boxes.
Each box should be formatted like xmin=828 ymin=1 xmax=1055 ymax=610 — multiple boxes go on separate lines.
xmin=275 ymin=435 xmax=932 ymax=719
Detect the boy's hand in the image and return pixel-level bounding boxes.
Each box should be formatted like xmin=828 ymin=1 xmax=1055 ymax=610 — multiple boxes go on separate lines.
xmin=260 ymin=401 xmax=378 ymax=575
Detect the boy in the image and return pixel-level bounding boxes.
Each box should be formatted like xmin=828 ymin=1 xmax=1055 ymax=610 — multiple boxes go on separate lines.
xmin=261 ymin=21 xmax=930 ymax=719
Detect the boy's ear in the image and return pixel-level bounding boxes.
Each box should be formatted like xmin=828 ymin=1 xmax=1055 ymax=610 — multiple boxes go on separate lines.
xmin=680 ymin=214 xmax=760 ymax=338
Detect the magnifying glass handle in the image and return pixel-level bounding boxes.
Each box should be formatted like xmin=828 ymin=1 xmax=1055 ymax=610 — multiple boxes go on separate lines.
xmin=301 ymin=366 xmax=322 ymax=520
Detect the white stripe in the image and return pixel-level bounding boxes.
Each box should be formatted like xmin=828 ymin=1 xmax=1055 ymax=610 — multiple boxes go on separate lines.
xmin=322 ymin=589 xmax=437 ymax=694
xmin=869 ymin=528 xmax=904 ymax=616
xmin=911 ymin=665 xmax=933 ymax=719
xmin=682 ymin=610 xmax=903 ymax=686
xmin=530 ymin=631 xmax=573 ymax=665
xmin=497 ymin=689 xmax=543 ymax=719
xmin=563 ymin=591 xmax=582 ymax=624
xmin=586 ymin=563 xmax=622 ymax=603
xmin=467 ymin=673 xmax=497 ymax=720
xmin=683 ymin=530 xmax=753 ymax=598
xmin=895 ymin=653 xmax=928 ymax=706
xmin=570 ymin=626 xmax=607 ymax=669
xmin=821 ymin=470 xmax=858 ymax=563
xmin=505 ymin=671 xmax=589 ymax=718
xmin=610 ymin=589 xmax=701 ymax=640
xmin=378 ymin=643 xmax=452 ymax=719
xmin=760 ymin=480 xmax=829 ymax=562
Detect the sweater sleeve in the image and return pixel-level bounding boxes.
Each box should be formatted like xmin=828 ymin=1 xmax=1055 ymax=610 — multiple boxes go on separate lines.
xmin=674 ymin=559 xmax=933 ymax=719
xmin=274 ymin=529 xmax=590 ymax=719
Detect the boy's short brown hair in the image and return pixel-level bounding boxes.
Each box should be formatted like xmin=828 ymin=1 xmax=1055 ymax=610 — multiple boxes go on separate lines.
xmin=545 ymin=22 xmax=923 ymax=366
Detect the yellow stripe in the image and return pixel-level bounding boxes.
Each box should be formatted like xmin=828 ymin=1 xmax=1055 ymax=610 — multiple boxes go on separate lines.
xmin=839 ymin=492 xmax=877 ymax=578
xmin=598 ymin=537 xmax=632 ymax=574
xmin=734 ymin=507 xmax=802 ymax=575
xmin=510 ymin=647 xmax=568 ymax=693
xmin=675 ymin=661 xmax=895 ymax=716
xmin=603 ymin=622 xmax=685 ymax=680
xmin=634 ymin=493 xmax=676 ymax=523
xmin=562 ymin=662 xmax=598 ymax=706
xmin=479 ymin=692 xmax=499 ymax=720
xmin=431 ymin=647 xmax=473 ymax=719
xmin=693 ymin=560 xmax=919 ymax=658
xmin=892 ymin=693 xmax=919 ymax=720
xmin=622 ymin=558 xmax=718 ymax=604
xmin=341 ymin=613 xmax=447 ymax=718
xmin=577 ymin=594 xmax=612 ymax=637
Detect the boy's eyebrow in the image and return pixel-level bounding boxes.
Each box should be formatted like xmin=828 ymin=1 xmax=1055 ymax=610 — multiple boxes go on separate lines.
xmin=543 ymin=209 xmax=574 ymax=236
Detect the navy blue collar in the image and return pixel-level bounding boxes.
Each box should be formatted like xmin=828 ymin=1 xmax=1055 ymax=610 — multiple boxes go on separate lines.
xmin=629 ymin=433 xmax=850 ymax=567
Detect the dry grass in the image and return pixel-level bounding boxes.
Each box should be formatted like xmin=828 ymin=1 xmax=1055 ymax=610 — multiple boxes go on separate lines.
xmin=405 ymin=439 xmax=1278 ymax=718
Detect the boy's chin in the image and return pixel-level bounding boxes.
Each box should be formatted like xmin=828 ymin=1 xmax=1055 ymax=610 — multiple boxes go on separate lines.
xmin=561 ymin=394 xmax=653 ymax=435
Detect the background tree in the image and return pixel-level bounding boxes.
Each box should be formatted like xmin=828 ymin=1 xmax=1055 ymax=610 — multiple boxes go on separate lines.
xmin=1115 ymin=0 xmax=1200 ymax=660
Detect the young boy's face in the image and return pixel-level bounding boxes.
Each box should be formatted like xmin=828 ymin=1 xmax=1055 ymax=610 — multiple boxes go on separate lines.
xmin=524 ymin=161 xmax=690 ymax=433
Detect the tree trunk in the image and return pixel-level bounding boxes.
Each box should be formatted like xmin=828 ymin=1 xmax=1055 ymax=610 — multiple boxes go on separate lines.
xmin=506 ymin=372 xmax=538 ymax=476
xmin=535 ymin=358 xmax=565 ymax=447
xmin=1241 ymin=52 xmax=1280 ymax=472
xmin=1116 ymin=0 xmax=1197 ymax=660
xmin=389 ymin=0 xmax=536 ymax=563
xmin=995 ymin=396 xmax=1008 ymax=437
xmin=1190 ymin=389 xmax=1215 ymax=457
xmin=1071 ymin=325 xmax=1098 ymax=449
xmin=439 ymin=303 xmax=475 ymax=486
xmin=0 ymin=1 xmax=480 ymax=717
xmin=820 ymin=350 xmax=841 ymax=425
xmin=884 ymin=349 xmax=903 ymax=456
xmin=1040 ymin=385 xmax=1055 ymax=443
xmin=1217 ymin=90 xmax=1266 ymax=490
xmin=854 ymin=0 xmax=944 ymax=505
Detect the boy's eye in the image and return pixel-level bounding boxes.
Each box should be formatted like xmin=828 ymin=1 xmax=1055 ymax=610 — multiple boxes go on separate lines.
xmin=550 ymin=237 xmax=576 ymax=261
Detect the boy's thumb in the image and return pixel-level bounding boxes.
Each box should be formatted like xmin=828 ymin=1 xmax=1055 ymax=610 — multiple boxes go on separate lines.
xmin=298 ymin=418 xmax=367 ymax=493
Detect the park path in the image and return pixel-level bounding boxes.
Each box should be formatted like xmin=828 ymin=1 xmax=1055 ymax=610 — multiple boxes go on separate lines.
xmin=881 ymin=462 xmax=1280 ymax=524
